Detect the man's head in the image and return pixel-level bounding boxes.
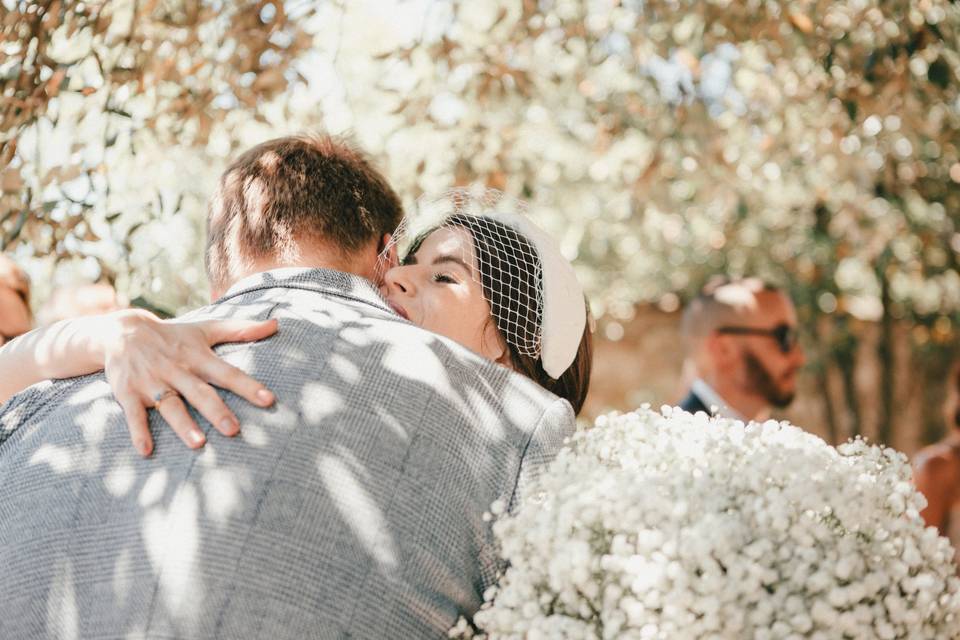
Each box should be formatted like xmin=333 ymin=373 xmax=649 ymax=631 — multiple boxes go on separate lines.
xmin=681 ymin=277 xmax=805 ymax=418
xmin=0 ymin=254 xmax=31 ymax=345
xmin=205 ymin=134 xmax=403 ymax=297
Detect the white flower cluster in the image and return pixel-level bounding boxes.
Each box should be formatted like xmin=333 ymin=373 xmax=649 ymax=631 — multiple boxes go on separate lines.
xmin=459 ymin=407 xmax=960 ymax=639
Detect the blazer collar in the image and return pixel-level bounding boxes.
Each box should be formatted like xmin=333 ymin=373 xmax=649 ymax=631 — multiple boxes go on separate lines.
xmin=216 ymin=267 xmax=394 ymax=316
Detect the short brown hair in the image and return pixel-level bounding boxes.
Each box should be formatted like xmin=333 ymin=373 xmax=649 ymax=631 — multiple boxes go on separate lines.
xmin=0 ymin=253 xmax=31 ymax=320
xmin=681 ymin=276 xmax=782 ymax=350
xmin=205 ymin=134 xmax=403 ymax=289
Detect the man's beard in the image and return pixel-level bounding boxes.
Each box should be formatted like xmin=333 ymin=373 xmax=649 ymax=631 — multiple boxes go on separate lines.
xmin=743 ymin=352 xmax=796 ymax=409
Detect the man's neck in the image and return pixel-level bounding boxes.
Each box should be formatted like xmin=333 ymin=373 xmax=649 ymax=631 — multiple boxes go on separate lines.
xmin=697 ymin=376 xmax=769 ymax=422
xmin=211 ymin=242 xmax=379 ymax=300
xmin=247 ymin=257 xmax=369 ymax=279
xmin=210 ymin=249 xmax=377 ymax=300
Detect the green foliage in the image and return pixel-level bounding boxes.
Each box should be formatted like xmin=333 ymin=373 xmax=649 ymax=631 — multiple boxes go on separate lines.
xmin=2 ymin=0 xmax=959 ymax=441
xmin=348 ymin=0 xmax=959 ymax=442
xmin=1 ymin=0 xmax=313 ymax=308
xmin=367 ymin=1 xmax=960 ymax=327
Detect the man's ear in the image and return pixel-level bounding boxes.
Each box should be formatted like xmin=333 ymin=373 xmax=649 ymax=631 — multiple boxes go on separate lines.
xmin=379 ymin=233 xmax=399 ymax=270
xmin=371 ymin=233 xmax=398 ymax=286
xmin=705 ymin=332 xmax=735 ymax=367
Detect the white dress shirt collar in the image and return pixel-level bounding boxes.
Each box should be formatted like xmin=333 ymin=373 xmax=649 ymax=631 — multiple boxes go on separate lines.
xmin=691 ymin=378 xmax=747 ymax=422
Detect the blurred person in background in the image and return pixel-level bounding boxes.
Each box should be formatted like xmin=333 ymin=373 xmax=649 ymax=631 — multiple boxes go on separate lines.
xmin=678 ymin=276 xmax=805 ymax=422
xmin=37 ymin=282 xmax=125 ymax=326
xmin=914 ymin=363 xmax=960 ymax=563
xmin=0 ymin=254 xmax=31 ymax=346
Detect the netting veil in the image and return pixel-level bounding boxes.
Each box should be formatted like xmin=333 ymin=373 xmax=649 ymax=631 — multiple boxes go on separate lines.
xmin=379 ymin=188 xmax=586 ymax=379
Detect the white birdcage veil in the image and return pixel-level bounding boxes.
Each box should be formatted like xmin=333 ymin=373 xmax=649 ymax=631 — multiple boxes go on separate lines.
xmin=379 ymin=187 xmax=586 ymax=379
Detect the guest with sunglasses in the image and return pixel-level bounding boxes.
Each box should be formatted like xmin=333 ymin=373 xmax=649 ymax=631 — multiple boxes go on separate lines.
xmin=678 ymin=276 xmax=805 ymax=421
xmin=0 ymin=254 xmax=31 ymax=347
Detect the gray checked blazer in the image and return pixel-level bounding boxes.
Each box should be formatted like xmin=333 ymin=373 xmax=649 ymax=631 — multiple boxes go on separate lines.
xmin=0 ymin=268 xmax=575 ymax=639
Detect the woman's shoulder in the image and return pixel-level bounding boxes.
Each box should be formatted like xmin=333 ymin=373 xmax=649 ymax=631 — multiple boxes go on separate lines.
xmin=914 ymin=440 xmax=960 ymax=482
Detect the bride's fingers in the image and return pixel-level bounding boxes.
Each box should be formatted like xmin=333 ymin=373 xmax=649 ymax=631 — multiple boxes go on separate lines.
xmin=118 ymin=393 xmax=152 ymax=457
xmin=168 ymin=368 xmax=240 ymax=437
xmin=199 ymin=318 xmax=278 ymax=346
xmin=198 ymin=354 xmax=274 ymax=408
xmin=155 ymin=394 xmax=206 ymax=450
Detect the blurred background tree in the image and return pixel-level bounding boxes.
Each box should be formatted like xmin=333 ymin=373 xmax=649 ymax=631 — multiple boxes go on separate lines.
xmin=1 ymin=0 xmax=314 ymax=309
xmin=2 ymin=0 xmax=959 ymax=447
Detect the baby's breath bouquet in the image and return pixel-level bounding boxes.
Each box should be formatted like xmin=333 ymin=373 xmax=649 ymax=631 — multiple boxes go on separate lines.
xmin=456 ymin=407 xmax=960 ymax=639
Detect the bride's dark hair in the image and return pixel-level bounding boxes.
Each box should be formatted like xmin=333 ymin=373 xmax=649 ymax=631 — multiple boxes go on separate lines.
xmin=405 ymin=214 xmax=592 ymax=415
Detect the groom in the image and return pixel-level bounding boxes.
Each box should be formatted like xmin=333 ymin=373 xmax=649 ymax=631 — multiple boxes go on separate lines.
xmin=0 ymin=135 xmax=575 ymax=638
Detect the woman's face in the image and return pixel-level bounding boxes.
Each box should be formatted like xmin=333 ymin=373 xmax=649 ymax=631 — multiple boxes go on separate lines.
xmin=381 ymin=227 xmax=507 ymax=363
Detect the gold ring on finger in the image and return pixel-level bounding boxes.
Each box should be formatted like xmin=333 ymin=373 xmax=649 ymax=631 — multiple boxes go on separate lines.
xmin=153 ymin=389 xmax=179 ymax=411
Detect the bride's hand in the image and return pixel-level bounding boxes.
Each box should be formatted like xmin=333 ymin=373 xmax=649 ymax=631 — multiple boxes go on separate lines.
xmin=102 ymin=310 xmax=278 ymax=456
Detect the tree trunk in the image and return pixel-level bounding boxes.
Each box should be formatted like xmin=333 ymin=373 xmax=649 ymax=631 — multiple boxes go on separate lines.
xmin=813 ymin=313 xmax=840 ymax=444
xmin=877 ymin=267 xmax=895 ymax=446
xmin=816 ymin=363 xmax=840 ymax=444
xmin=834 ymin=318 xmax=862 ymax=439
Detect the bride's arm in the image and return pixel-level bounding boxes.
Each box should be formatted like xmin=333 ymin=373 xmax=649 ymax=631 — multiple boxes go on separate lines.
xmin=0 ymin=314 xmax=111 ymax=403
xmin=0 ymin=309 xmax=278 ymax=456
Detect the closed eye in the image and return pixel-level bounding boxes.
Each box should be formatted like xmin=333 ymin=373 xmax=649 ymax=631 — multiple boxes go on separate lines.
xmin=432 ymin=272 xmax=457 ymax=284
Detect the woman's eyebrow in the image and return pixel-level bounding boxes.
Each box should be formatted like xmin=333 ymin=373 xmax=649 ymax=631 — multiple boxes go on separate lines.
xmin=432 ymin=255 xmax=472 ymax=272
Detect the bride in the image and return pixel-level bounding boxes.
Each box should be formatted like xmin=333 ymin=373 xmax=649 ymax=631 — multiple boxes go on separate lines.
xmin=0 ymin=190 xmax=592 ymax=456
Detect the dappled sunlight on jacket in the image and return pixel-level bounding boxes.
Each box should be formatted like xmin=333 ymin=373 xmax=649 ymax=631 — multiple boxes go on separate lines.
xmin=0 ymin=267 xmax=575 ymax=638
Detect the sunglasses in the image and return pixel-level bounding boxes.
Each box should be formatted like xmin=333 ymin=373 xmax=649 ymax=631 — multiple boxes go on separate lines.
xmin=716 ymin=324 xmax=799 ymax=354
